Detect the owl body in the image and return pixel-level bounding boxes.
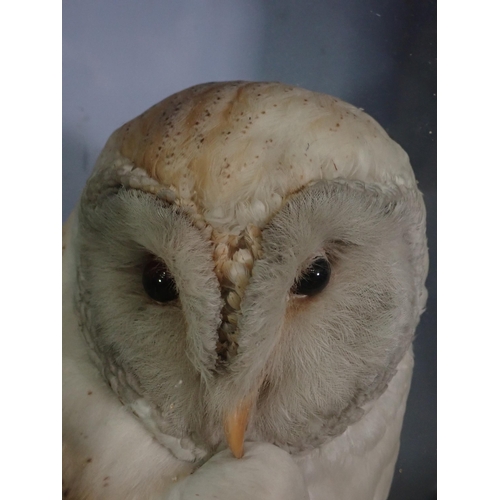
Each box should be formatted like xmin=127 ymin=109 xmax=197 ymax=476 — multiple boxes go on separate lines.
xmin=63 ymin=82 xmax=427 ymax=499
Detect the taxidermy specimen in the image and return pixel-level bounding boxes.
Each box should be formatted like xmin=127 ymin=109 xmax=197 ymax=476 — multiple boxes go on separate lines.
xmin=62 ymin=81 xmax=428 ymax=500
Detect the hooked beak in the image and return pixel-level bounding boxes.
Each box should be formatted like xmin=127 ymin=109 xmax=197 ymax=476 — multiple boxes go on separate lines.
xmin=223 ymin=394 xmax=255 ymax=459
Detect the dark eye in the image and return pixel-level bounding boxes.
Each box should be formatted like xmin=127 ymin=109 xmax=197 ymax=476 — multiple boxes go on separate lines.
xmin=292 ymin=257 xmax=331 ymax=297
xmin=142 ymin=257 xmax=178 ymax=303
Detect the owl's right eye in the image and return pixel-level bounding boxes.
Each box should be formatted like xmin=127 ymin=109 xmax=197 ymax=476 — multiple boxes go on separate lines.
xmin=142 ymin=258 xmax=179 ymax=303
xmin=292 ymin=257 xmax=331 ymax=297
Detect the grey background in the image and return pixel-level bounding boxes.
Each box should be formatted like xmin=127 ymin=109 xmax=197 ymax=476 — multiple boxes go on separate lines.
xmin=63 ymin=1 xmax=436 ymax=498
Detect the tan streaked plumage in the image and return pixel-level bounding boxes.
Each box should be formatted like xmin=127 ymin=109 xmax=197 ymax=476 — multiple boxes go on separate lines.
xmin=95 ymin=81 xmax=416 ymax=233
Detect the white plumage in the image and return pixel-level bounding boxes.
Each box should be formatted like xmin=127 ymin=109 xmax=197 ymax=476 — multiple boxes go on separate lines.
xmin=62 ymin=81 xmax=428 ymax=499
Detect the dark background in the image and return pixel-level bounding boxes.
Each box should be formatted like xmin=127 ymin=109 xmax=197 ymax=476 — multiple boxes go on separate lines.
xmin=63 ymin=1 xmax=436 ymax=498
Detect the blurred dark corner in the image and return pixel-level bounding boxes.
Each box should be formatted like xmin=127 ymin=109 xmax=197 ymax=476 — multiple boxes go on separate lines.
xmin=63 ymin=1 xmax=436 ymax=498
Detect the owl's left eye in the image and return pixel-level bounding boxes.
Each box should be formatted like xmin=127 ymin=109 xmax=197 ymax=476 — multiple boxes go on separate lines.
xmin=292 ymin=257 xmax=331 ymax=297
xmin=142 ymin=258 xmax=179 ymax=303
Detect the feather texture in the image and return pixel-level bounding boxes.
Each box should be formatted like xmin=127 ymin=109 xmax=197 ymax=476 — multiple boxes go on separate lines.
xmin=63 ymin=81 xmax=428 ymax=499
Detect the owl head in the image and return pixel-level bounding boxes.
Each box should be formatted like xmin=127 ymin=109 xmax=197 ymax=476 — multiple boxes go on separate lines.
xmin=70 ymin=81 xmax=428 ymax=462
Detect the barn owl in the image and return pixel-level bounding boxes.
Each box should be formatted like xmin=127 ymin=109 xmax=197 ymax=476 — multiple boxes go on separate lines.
xmin=62 ymin=81 xmax=428 ymax=500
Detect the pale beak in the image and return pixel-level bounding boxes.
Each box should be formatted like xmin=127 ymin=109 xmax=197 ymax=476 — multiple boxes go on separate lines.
xmin=224 ymin=395 xmax=254 ymax=459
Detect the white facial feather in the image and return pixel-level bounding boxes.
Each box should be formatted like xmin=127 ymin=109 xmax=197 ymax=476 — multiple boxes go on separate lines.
xmin=63 ymin=81 xmax=428 ymax=499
